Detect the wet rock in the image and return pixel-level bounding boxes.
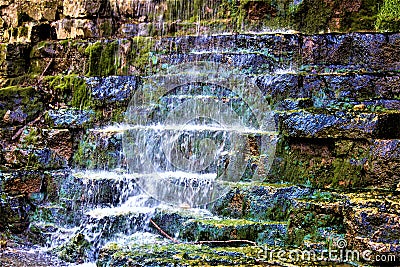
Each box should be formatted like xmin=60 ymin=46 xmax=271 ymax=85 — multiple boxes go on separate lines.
xmin=210 ymin=184 xmax=311 ymax=221
xmin=301 ymin=33 xmax=400 ymax=73
xmin=63 ymin=171 xmax=140 ymax=208
xmin=303 ymin=74 xmax=400 ymax=104
xmin=42 ymin=129 xmax=73 ymax=161
xmin=86 ymin=75 xmax=138 ymax=104
xmin=0 ymin=194 xmax=32 ymax=233
xmin=54 ymin=233 xmax=91 ymax=263
xmin=152 ymin=207 xmax=211 ymax=233
xmin=72 ymin=128 xmax=124 ymax=170
xmin=180 ymin=218 xmax=288 ymax=245
xmin=45 ymin=108 xmax=94 ymax=129
xmin=1 ymin=147 xmax=67 ymax=170
xmin=255 ymin=74 xmax=303 ymax=107
xmin=344 ymin=192 xmax=400 ymax=261
xmin=280 ymin=110 xmax=400 ymax=139
xmin=0 ymin=86 xmax=45 ymax=127
xmin=98 ymin=243 xmax=265 ymax=267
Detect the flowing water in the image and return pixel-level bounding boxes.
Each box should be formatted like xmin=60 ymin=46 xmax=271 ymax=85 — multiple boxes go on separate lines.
xmin=30 ymin=61 xmax=279 ymax=265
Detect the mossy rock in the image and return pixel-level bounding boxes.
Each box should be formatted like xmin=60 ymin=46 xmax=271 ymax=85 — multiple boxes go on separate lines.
xmin=179 ymin=218 xmax=288 ymax=245
xmin=376 ymin=0 xmax=400 ymax=32
xmin=85 ymin=41 xmax=120 ymax=77
xmin=98 ymin=243 xmax=266 ymax=267
xmin=54 ymin=233 xmax=91 ymax=263
xmin=44 ymin=75 xmax=91 ymax=109
xmin=0 ymin=85 xmax=45 ymax=126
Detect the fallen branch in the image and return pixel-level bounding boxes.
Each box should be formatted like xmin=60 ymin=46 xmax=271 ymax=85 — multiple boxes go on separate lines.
xmin=149 ymin=219 xmax=180 ymax=244
xmin=12 ymin=114 xmax=42 ymax=141
xmin=192 ymin=239 xmax=257 ymax=246
xmin=149 ymin=219 xmax=258 ymax=247
xmin=37 ymin=58 xmax=54 ymax=84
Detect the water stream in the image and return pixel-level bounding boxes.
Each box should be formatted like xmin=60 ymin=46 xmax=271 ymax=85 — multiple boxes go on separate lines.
xmin=35 ymin=61 xmax=279 ymax=265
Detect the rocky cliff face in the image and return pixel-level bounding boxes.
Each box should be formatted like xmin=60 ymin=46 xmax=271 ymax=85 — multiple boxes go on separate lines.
xmin=1 ymin=0 xmax=400 ymax=266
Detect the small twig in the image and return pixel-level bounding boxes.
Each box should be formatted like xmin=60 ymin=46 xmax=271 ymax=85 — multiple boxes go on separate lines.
xmin=149 ymin=219 xmax=180 ymax=244
xmin=37 ymin=58 xmax=54 ymax=84
xmin=150 ymin=219 xmax=258 ymax=247
xmin=192 ymin=239 xmax=257 ymax=246
xmin=12 ymin=114 xmax=42 ymax=141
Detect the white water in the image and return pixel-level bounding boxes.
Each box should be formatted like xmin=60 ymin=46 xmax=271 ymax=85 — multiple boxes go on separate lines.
xmin=93 ymin=123 xmax=279 ymax=135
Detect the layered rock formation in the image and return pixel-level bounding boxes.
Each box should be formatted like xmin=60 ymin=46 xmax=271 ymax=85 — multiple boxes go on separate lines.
xmin=0 ymin=0 xmax=400 ymax=266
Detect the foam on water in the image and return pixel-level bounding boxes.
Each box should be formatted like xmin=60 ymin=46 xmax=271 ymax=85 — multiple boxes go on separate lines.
xmin=93 ymin=123 xmax=278 ymax=135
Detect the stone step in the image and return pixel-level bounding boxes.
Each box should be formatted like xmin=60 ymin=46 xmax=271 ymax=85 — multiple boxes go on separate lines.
xmin=0 ymin=148 xmax=67 ymax=171
xmin=60 ymin=171 xmax=140 ymax=209
xmin=344 ymin=191 xmax=400 ymax=259
xmin=209 ymin=182 xmax=312 ymax=222
xmin=97 ymin=242 xmax=269 ymax=267
xmin=280 ymin=110 xmax=400 ymax=139
xmin=178 ymin=218 xmax=288 ymax=246
xmin=151 ymin=206 xmax=288 ymax=245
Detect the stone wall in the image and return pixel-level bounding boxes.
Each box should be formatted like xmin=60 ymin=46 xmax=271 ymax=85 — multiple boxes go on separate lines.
xmin=0 ymin=0 xmax=400 ymax=263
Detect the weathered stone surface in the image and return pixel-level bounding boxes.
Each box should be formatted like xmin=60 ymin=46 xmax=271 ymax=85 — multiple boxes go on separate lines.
xmin=1 ymin=147 xmax=67 ymax=170
xmin=42 ymin=129 xmax=73 ymax=161
xmin=302 ymin=33 xmax=400 ymax=73
xmin=1 ymin=171 xmax=43 ymax=195
xmin=0 ymin=194 xmax=32 ymax=233
xmin=63 ymin=0 xmax=105 ymax=18
xmin=45 ymin=109 xmax=94 ymax=128
xmin=280 ymin=111 xmax=400 ymax=139
xmin=0 ymin=86 xmax=45 ymax=127
xmin=72 ymin=129 xmax=124 ymax=170
xmin=269 ymin=137 xmax=400 ymax=191
xmin=180 ymin=218 xmax=288 ymax=245
xmin=255 ymin=74 xmax=301 ymax=106
xmin=86 ymin=75 xmax=138 ymax=104
xmin=210 ymin=184 xmax=311 ymax=221
xmin=344 ymin=192 xmax=400 ymax=259
xmin=0 ymin=44 xmax=30 ymax=77
xmin=304 ymin=74 xmax=400 ymax=104
xmin=51 ymin=19 xmax=99 ymax=39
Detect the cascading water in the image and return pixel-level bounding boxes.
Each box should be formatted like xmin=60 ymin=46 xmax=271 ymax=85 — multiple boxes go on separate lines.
xmin=123 ymin=62 xmax=278 ymax=207
xmin=41 ymin=62 xmax=278 ymax=265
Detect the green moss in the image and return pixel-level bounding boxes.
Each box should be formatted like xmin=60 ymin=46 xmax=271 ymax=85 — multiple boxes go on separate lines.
xmin=72 ymin=140 xmax=96 ymax=169
xmin=21 ymin=127 xmax=40 ymax=147
xmin=331 ymin=158 xmax=365 ymax=188
xmin=0 ymin=85 xmax=43 ymax=121
xmin=99 ymin=20 xmax=113 ymax=37
xmin=98 ymin=243 xmax=264 ymax=267
xmin=291 ymin=0 xmax=334 ymax=33
xmin=85 ymin=41 xmax=119 ymax=77
xmin=193 ymin=218 xmax=258 ymax=227
xmin=18 ymin=26 xmax=29 ymax=37
xmin=341 ymin=0 xmax=383 ymax=31
xmin=44 ymin=75 xmax=91 ymax=109
xmin=376 ymin=0 xmax=400 ymax=31
xmin=127 ymin=37 xmax=155 ymax=75
xmin=54 ymin=233 xmax=91 ymax=263
xmin=271 ymin=138 xmax=371 ymax=190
